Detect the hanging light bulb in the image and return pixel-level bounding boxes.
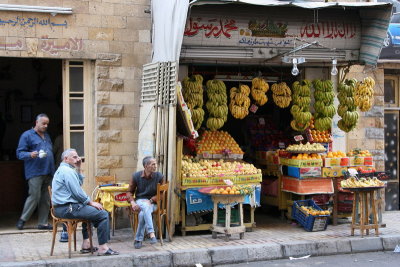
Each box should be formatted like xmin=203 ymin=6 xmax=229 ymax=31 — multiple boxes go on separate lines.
xmin=291 ymin=58 xmax=299 ymax=76
xmin=331 ymin=58 xmax=338 ymax=76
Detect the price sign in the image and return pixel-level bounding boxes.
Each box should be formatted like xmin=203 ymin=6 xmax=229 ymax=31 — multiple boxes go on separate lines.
xmin=249 ymin=104 xmax=258 ymax=113
xmin=258 ymin=117 xmax=265 ymax=125
xmin=202 ymin=151 xmax=211 ymax=158
xmin=279 ymin=142 xmax=285 ymax=148
xmin=294 ymin=135 xmax=304 ymax=142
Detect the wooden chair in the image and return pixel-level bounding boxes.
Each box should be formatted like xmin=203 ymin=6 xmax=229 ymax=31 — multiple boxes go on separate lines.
xmin=48 ymin=186 xmax=93 ymax=258
xmin=95 ymin=174 xmax=119 ymax=235
xmin=129 ymin=182 xmax=172 ymax=245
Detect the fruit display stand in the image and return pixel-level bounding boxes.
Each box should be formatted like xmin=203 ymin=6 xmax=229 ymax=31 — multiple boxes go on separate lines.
xmin=179 ymin=156 xmax=261 ymax=235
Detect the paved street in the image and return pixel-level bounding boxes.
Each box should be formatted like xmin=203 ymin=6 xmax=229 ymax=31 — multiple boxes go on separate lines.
xmin=218 ymin=251 xmax=400 ymax=267
xmin=1 ymin=210 xmax=400 ymax=266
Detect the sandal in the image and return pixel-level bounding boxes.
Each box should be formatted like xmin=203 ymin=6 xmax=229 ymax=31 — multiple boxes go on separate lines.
xmin=80 ymin=247 xmax=98 ymax=254
xmin=97 ymin=248 xmax=119 ymax=256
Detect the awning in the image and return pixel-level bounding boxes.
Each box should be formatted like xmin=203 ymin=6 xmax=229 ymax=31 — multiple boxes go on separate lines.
xmin=182 ymin=0 xmax=393 ymax=66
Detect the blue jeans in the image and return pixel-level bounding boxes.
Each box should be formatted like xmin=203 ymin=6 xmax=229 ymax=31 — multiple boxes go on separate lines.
xmin=54 ymin=203 xmax=110 ymax=245
xmin=135 ymin=199 xmax=156 ymax=241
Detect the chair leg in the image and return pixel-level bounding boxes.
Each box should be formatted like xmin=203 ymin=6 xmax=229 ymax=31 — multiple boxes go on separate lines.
xmin=157 ymin=213 xmax=163 ymax=246
xmin=67 ymin=222 xmax=73 ymax=259
xmin=133 ymin=213 xmax=138 ymax=238
xmin=50 ymin=220 xmax=57 ymax=256
xmin=73 ymin=222 xmax=77 ymax=251
xmin=165 ymin=213 xmax=172 ymax=242
xmin=111 ymin=208 xmax=115 ymax=236
xmin=87 ymin=222 xmax=94 ymax=254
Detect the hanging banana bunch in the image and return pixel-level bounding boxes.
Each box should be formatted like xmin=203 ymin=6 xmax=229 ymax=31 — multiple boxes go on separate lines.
xmin=229 ymin=84 xmax=251 ymax=119
xmin=205 ymin=79 xmax=228 ymax=131
xmin=290 ymin=80 xmax=312 ymax=131
xmin=312 ymin=79 xmax=336 ymax=131
xmin=337 ymin=79 xmax=359 ymax=132
xmin=182 ymin=74 xmax=205 ymax=130
xmin=251 ymin=77 xmax=269 ymax=106
xmin=354 ymin=76 xmax=375 ymax=112
xmin=271 ymin=82 xmax=292 ymax=108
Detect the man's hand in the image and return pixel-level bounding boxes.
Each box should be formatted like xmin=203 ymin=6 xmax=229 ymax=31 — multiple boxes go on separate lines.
xmin=31 ymin=151 xmax=38 ymax=158
xmin=131 ymin=202 xmax=141 ymax=212
xmin=89 ymin=201 xmax=104 ymax=210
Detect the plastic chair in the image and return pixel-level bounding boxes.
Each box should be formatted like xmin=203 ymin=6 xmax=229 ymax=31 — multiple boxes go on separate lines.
xmin=95 ymin=174 xmax=119 ymax=235
xmin=48 ymin=186 xmax=94 ymax=258
xmin=129 ymin=182 xmax=172 ymax=245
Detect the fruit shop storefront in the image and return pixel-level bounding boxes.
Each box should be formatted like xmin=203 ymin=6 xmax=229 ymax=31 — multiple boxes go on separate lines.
xmin=141 ymin=1 xmax=392 ymax=237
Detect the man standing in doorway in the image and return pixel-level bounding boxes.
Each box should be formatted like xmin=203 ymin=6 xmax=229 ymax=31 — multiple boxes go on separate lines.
xmin=16 ymin=113 xmax=55 ymax=230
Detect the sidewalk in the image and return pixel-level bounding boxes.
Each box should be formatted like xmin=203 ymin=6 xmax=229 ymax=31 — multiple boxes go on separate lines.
xmin=1 ymin=211 xmax=400 ymax=266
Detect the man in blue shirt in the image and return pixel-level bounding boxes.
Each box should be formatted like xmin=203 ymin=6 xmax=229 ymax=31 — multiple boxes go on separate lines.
xmin=16 ymin=114 xmax=55 ymax=230
xmin=52 ymin=148 xmax=118 ymax=256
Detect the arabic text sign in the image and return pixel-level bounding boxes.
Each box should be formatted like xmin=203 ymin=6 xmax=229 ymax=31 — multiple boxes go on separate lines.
xmin=40 ymin=36 xmax=83 ymax=55
xmin=183 ymin=7 xmax=361 ymax=50
xmin=0 ymin=16 xmax=68 ymax=28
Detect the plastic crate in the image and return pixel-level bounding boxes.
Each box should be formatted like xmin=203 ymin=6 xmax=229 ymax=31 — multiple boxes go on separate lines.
xmin=292 ymin=199 xmax=329 ymax=232
xmin=217 ymin=208 xmax=239 ymax=225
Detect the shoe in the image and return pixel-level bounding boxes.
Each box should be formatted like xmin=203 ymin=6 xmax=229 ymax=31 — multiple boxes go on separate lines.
xmin=59 ymin=231 xmax=68 ymax=242
xmin=80 ymin=247 xmax=98 ymax=254
xmin=38 ymin=224 xmax=53 ymax=230
xmin=97 ymin=248 xmax=119 ymax=256
xmin=16 ymin=219 xmax=25 ymax=230
xmin=134 ymin=240 xmax=142 ymax=249
xmin=149 ymin=236 xmax=158 ymax=244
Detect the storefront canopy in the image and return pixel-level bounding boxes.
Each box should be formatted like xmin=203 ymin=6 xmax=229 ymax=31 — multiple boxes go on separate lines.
xmin=152 ymin=0 xmax=392 ymax=66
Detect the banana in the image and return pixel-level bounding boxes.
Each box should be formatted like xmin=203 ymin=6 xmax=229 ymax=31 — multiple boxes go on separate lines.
xmin=182 ymin=75 xmax=205 ymax=130
xmin=206 ymin=79 xmax=228 ymax=130
xmin=355 ymin=77 xmax=375 ymax=112
xmin=229 ymin=84 xmax=251 ymax=119
xmin=291 ymin=80 xmax=312 ymax=131
xmin=337 ymin=79 xmax=358 ymax=132
xmin=251 ymin=78 xmax=269 ymax=106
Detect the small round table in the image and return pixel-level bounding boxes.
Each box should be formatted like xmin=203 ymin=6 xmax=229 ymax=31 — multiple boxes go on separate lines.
xmin=210 ymin=194 xmax=246 ymax=241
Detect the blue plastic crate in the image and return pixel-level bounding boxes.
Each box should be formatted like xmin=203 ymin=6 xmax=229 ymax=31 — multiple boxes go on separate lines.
xmin=292 ymin=199 xmax=329 ymax=232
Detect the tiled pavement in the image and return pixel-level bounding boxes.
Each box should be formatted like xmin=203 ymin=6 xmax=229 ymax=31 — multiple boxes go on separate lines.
xmin=1 ymin=211 xmax=400 ymax=263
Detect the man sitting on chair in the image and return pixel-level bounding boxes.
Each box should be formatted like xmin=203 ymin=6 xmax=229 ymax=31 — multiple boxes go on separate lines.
xmin=128 ymin=156 xmax=164 ymax=249
xmin=51 ymin=148 xmax=119 ymax=256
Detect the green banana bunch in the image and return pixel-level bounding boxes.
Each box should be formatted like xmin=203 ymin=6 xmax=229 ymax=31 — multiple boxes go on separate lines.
xmin=182 ymin=75 xmax=204 ymax=130
xmin=337 ymin=79 xmax=358 ymax=132
xmin=291 ymin=80 xmax=312 ymax=131
xmin=312 ymin=79 xmax=336 ymax=131
xmin=206 ymin=79 xmax=228 ymax=130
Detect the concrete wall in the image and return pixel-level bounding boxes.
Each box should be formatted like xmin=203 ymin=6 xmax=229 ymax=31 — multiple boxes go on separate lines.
xmin=0 ymin=1 xmax=152 ymax=183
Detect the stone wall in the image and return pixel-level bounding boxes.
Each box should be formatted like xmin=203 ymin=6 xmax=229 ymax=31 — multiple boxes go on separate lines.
xmin=346 ymin=65 xmax=385 ymax=171
xmin=0 ymin=1 xmax=152 ymax=184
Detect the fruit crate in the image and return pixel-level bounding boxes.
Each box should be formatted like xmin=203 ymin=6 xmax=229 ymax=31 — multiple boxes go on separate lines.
xmin=292 ymin=199 xmax=329 ymax=232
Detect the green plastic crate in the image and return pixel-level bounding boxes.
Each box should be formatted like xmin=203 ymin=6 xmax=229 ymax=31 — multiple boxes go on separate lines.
xmin=217 ymin=208 xmax=239 ymax=224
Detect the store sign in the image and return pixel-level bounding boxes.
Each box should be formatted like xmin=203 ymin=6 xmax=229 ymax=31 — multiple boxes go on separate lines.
xmin=183 ymin=6 xmax=361 ymax=50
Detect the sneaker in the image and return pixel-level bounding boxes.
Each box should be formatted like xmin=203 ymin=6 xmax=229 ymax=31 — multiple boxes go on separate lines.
xmin=149 ymin=236 xmax=158 ymax=244
xmin=16 ymin=219 xmax=25 ymax=230
xmin=38 ymin=224 xmax=53 ymax=230
xmin=59 ymin=231 xmax=68 ymax=242
xmin=134 ymin=240 xmax=142 ymax=249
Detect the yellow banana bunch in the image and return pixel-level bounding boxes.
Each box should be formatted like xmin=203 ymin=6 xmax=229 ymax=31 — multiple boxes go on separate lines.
xmin=341 ymin=177 xmax=385 ymax=188
xmin=206 ymin=79 xmax=228 ymax=131
xmin=271 ymin=82 xmax=291 ymax=108
xmin=182 ymin=75 xmax=204 ymax=130
xmin=355 ymin=77 xmax=375 ymax=112
xmin=251 ymin=78 xmax=269 ymax=106
xmin=229 ymin=85 xmax=251 ymax=119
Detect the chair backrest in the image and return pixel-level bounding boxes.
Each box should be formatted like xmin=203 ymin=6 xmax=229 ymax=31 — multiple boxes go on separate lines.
xmin=157 ymin=182 xmax=169 ymax=214
xmin=48 ymin=186 xmax=58 ymax=219
xmin=95 ymin=174 xmax=116 ymax=185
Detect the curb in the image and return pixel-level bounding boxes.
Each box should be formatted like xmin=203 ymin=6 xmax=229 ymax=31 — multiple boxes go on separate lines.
xmin=1 ymin=235 xmax=399 ymax=267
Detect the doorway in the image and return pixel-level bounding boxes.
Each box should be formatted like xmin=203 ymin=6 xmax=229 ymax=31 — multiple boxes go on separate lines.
xmin=0 ymin=58 xmax=63 ymax=229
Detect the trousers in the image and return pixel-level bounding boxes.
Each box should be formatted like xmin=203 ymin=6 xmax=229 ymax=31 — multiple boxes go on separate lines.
xmin=54 ymin=203 xmax=110 ymax=245
xmin=20 ymin=175 xmax=52 ymax=225
xmin=135 ymin=199 xmax=157 ymax=241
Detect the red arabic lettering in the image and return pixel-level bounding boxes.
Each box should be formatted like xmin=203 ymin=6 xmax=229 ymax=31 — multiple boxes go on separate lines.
xmin=300 ymin=21 xmax=356 ymax=39
xmin=184 ymin=17 xmax=238 ymax=38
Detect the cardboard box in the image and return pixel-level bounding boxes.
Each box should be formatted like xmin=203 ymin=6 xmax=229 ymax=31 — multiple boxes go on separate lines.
xmin=287 ymin=166 xmax=321 ymax=178
xmin=322 ymin=167 xmax=348 ymax=177
xmin=349 ymin=156 xmax=364 ymax=166
xmin=281 ymin=176 xmax=334 ymax=194
xmin=324 ymin=157 xmax=350 ymax=167
xmin=280 ymin=158 xmax=323 ymax=167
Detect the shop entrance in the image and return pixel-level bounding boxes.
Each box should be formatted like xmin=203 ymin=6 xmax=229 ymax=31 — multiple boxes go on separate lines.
xmin=0 ymin=58 xmax=63 ymax=230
